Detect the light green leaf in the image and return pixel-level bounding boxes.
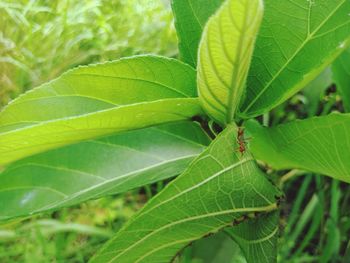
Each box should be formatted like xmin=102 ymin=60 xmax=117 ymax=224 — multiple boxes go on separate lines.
xmin=0 ymin=55 xmax=203 ymax=165
xmin=226 ymin=212 xmax=279 ymax=263
xmin=0 ymin=122 xmax=210 ymax=221
xmin=198 ymin=0 xmax=264 ymax=125
xmin=91 ymin=125 xmax=281 ymax=263
xmin=332 ymin=48 xmax=350 ymax=112
xmin=240 ymin=0 xmax=350 ymax=118
xmin=171 ymin=0 xmax=224 ymax=67
xmin=247 ymin=113 xmax=350 ymax=183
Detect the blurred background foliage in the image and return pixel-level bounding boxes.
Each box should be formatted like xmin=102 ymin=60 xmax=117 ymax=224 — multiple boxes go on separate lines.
xmin=0 ymin=0 xmax=176 ymax=108
xmin=1 ymin=1 xmax=350 ymax=263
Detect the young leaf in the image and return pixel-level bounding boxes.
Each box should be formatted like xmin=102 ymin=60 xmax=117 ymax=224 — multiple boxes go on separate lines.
xmin=226 ymin=212 xmax=279 ymax=263
xmin=197 ymin=0 xmax=264 ymax=125
xmin=240 ymin=0 xmax=350 ymax=118
xmin=90 ymin=125 xmax=281 ymax=263
xmin=0 ymin=122 xmax=210 ymax=221
xmin=0 ymin=55 xmax=203 ymax=165
xmin=247 ymin=113 xmax=350 ymax=183
xmin=332 ymin=48 xmax=350 ymax=112
xmin=171 ymin=0 xmax=224 ymax=67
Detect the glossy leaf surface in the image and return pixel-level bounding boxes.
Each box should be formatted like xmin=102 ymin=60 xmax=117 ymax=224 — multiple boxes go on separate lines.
xmin=172 ymin=0 xmax=223 ymax=67
xmin=332 ymin=48 xmax=350 ymax=112
xmin=91 ymin=125 xmax=281 ymax=263
xmin=0 ymin=55 xmax=203 ymax=165
xmin=0 ymin=122 xmax=210 ymax=221
xmin=240 ymin=0 xmax=350 ymax=117
xmin=198 ymin=0 xmax=263 ymax=125
xmin=247 ymin=114 xmax=350 ymax=183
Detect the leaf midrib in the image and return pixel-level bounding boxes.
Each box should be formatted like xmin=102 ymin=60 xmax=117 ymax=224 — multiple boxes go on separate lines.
xmin=0 ymin=98 xmax=199 ymax=137
xmin=106 ymin=203 xmax=278 ymax=263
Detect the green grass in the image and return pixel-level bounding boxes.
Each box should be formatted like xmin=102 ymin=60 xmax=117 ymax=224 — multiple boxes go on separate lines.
xmin=0 ymin=0 xmax=177 ymax=107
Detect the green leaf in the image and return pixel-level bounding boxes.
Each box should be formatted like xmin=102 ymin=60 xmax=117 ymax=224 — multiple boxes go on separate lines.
xmin=226 ymin=212 xmax=279 ymax=263
xmin=171 ymin=0 xmax=224 ymax=67
xmin=0 ymin=122 xmax=210 ymax=221
xmin=0 ymin=55 xmax=203 ymax=165
xmin=247 ymin=113 xmax=350 ymax=183
xmin=240 ymin=0 xmax=350 ymax=118
xmin=90 ymin=125 xmax=281 ymax=263
xmin=332 ymin=48 xmax=350 ymax=112
xmin=179 ymin=232 xmax=247 ymax=263
xmin=197 ymin=0 xmax=264 ymax=125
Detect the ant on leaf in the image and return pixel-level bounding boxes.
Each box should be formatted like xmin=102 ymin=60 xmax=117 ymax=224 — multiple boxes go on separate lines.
xmin=236 ymin=127 xmax=250 ymax=157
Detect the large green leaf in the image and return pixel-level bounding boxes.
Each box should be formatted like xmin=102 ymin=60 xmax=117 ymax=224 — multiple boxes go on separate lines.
xmin=91 ymin=125 xmax=281 ymax=263
xmin=240 ymin=0 xmax=350 ymax=118
xmin=332 ymin=48 xmax=350 ymax=112
xmin=247 ymin=113 xmax=350 ymax=183
xmin=226 ymin=212 xmax=279 ymax=263
xmin=0 ymin=122 xmax=210 ymax=221
xmin=171 ymin=0 xmax=224 ymax=67
xmin=197 ymin=0 xmax=263 ymax=125
xmin=0 ymin=55 xmax=203 ymax=165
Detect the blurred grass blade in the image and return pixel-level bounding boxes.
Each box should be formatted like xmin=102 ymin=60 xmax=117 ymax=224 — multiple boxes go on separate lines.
xmin=0 ymin=55 xmax=203 ymax=165
xmin=171 ymin=0 xmax=223 ymax=67
xmin=240 ymin=0 xmax=350 ymax=118
xmin=332 ymin=48 xmax=350 ymax=112
xmin=247 ymin=113 xmax=350 ymax=183
xmin=198 ymin=0 xmax=264 ymax=125
xmin=226 ymin=212 xmax=279 ymax=263
xmin=90 ymin=125 xmax=281 ymax=263
xmin=0 ymin=121 xmax=210 ymax=221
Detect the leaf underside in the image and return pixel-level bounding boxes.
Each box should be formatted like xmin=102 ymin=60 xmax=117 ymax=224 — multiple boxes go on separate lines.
xmin=0 ymin=55 xmax=203 ymax=165
xmin=197 ymin=0 xmax=263 ymax=125
xmin=247 ymin=113 xmax=350 ymax=183
xmin=90 ymin=125 xmax=281 ymax=263
xmin=240 ymin=0 xmax=350 ymax=117
xmin=0 ymin=122 xmax=210 ymax=221
xmin=226 ymin=211 xmax=279 ymax=263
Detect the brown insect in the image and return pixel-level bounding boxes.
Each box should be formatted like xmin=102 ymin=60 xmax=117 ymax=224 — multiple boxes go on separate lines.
xmin=236 ymin=127 xmax=249 ymax=156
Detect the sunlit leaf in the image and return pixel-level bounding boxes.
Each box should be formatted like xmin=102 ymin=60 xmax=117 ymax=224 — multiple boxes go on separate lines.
xmin=198 ymin=0 xmax=263 ymax=125
xmin=0 ymin=55 xmax=203 ymax=165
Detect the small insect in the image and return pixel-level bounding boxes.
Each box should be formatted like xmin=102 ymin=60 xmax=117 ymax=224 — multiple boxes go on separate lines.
xmin=236 ymin=127 xmax=249 ymax=156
